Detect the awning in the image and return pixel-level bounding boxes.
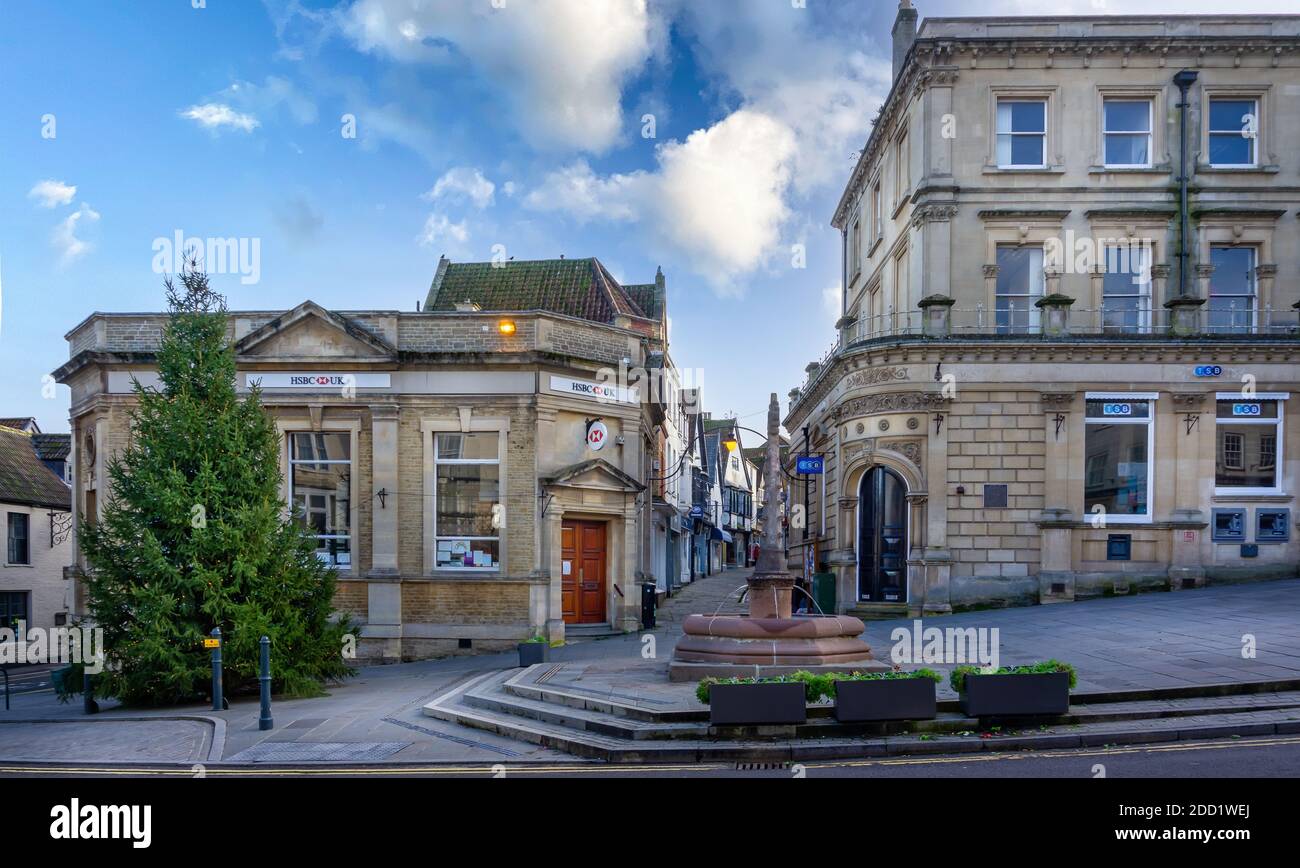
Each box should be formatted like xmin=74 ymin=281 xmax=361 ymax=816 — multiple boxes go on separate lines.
xmin=710 ymin=528 xmax=733 ymax=543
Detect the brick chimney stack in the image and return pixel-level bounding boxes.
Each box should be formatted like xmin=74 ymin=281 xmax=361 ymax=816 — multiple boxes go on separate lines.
xmin=892 ymin=0 xmax=919 ymax=82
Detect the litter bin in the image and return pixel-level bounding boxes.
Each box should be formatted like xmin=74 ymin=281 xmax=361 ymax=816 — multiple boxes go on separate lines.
xmin=641 ymin=582 xmax=658 ymax=629
xmin=811 ymin=572 xmax=836 ymax=616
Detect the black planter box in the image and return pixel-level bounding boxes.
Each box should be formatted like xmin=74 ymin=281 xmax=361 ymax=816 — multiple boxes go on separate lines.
xmin=833 ymin=678 xmax=937 ymax=722
xmin=960 ymin=672 xmax=1070 ymax=717
xmin=517 ymin=642 xmax=549 ymax=667
xmin=709 ymin=682 xmax=807 ymax=726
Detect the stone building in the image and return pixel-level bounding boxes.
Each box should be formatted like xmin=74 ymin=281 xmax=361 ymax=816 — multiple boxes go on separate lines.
xmin=786 ymin=5 xmax=1300 ymax=616
xmin=54 ymin=257 xmax=677 ymax=661
xmin=0 ymin=422 xmax=73 ymax=632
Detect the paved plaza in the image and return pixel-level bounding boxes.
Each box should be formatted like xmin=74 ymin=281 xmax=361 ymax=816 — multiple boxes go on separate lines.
xmin=1 ymin=569 xmax=1299 ymax=765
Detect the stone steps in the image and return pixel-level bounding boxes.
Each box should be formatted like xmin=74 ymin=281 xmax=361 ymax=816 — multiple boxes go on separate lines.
xmin=422 ymin=667 xmax=1300 ymax=763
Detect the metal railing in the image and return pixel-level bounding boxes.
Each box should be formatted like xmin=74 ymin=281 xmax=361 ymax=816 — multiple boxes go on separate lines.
xmin=794 ymin=302 xmax=1298 ymax=397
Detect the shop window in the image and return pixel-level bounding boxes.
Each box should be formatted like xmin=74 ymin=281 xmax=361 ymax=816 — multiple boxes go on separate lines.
xmin=288 ymin=432 xmax=352 ymax=568
xmin=1215 ymin=399 xmax=1282 ymax=491
xmin=1256 ymin=509 xmax=1290 ymax=543
xmin=1084 ymin=397 xmax=1153 ymax=522
xmin=6 ymin=513 xmax=30 ymax=565
xmin=434 ymin=432 xmax=501 ymax=570
xmin=1212 ymin=508 xmax=1246 ymax=543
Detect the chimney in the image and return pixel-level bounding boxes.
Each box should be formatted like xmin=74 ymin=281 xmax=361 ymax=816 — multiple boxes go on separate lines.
xmin=892 ymin=1 xmax=918 ymax=82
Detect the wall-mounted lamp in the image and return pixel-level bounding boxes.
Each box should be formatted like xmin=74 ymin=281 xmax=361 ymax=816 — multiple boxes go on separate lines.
xmin=497 ymin=319 xmax=516 ymax=335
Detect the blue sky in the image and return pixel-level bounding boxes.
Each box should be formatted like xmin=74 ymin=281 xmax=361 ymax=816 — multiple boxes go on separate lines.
xmin=1 ymin=0 xmax=1293 ymax=434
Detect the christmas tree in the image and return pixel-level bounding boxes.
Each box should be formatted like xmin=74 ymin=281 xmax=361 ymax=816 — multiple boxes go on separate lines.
xmin=75 ymin=263 xmax=354 ymax=704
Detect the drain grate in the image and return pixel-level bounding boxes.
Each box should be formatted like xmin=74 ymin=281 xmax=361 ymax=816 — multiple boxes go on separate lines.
xmin=734 ymin=761 xmax=790 ymax=771
xmin=226 ymin=742 xmax=410 ymax=763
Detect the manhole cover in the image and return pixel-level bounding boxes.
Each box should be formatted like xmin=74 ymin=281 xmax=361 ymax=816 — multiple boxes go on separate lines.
xmin=226 ymin=742 xmax=410 ymax=763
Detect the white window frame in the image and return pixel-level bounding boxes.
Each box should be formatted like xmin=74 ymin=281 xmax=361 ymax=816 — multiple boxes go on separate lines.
xmin=1208 ymin=245 xmax=1258 ymax=334
xmin=996 ymin=98 xmax=1048 ymax=169
xmin=1083 ymin=392 xmax=1158 ymax=525
xmin=995 ymin=244 xmax=1045 ymax=334
xmin=422 ymin=417 xmax=509 ymax=574
xmin=433 ymin=431 xmax=503 ymax=572
xmin=1207 ymin=96 xmax=1259 ymax=169
xmin=287 ymin=431 xmax=355 ymax=571
xmin=1214 ymin=393 xmax=1287 ymax=496
xmin=1101 ymin=242 xmax=1153 ymax=333
xmin=5 ymin=510 xmax=32 ymax=566
xmin=1102 ymin=98 xmax=1153 ymax=169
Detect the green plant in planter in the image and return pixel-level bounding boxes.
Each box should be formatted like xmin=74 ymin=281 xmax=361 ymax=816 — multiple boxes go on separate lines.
xmin=949 ymin=659 xmax=1076 ymax=693
xmin=521 ymin=634 xmax=547 ymax=644
xmin=695 ymin=671 xmax=832 ymax=705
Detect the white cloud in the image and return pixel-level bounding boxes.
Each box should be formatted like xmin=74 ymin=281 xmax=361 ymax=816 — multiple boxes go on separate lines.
xmin=823 ymin=285 xmax=841 ymax=320
xmin=342 ymin=0 xmax=657 ymax=152
xmin=28 ymin=180 xmax=77 ymax=208
xmin=524 ymin=109 xmax=795 ymax=287
xmin=417 ymin=213 xmax=469 ymax=248
xmin=52 ymin=203 xmax=99 ymax=264
xmin=223 ymin=76 xmax=318 ymax=125
xmin=180 ymin=103 xmax=260 ymax=133
xmin=523 ymin=160 xmax=646 ymax=223
xmin=424 ymin=167 xmax=496 ymax=210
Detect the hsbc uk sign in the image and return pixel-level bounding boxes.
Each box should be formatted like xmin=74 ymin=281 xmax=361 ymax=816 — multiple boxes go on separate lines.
xmin=249 ymin=373 xmax=392 ymax=390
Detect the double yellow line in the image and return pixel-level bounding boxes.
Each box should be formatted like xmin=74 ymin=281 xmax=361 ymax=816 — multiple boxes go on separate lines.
xmin=3 ymin=734 xmax=1297 ymax=777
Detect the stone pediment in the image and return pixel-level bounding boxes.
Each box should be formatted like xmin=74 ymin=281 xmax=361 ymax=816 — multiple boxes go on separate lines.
xmin=541 ymin=458 xmax=645 ymax=493
xmin=236 ymin=301 xmax=397 ymax=362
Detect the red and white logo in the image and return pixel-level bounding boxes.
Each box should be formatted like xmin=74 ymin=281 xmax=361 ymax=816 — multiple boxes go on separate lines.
xmin=586 ymin=421 xmax=608 ymax=451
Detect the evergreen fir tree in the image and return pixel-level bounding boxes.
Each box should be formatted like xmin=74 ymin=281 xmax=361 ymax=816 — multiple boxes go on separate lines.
xmin=76 ymin=263 xmax=354 ymax=704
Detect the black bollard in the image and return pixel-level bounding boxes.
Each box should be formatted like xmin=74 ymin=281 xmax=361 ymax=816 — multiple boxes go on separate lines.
xmin=83 ymin=671 xmax=99 ymax=715
xmin=210 ymin=627 xmax=223 ymax=712
xmin=258 ymin=635 xmax=273 ymax=731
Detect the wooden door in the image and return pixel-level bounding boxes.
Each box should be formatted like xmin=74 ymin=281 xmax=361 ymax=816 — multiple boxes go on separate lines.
xmin=561 ymin=520 xmax=607 ymax=624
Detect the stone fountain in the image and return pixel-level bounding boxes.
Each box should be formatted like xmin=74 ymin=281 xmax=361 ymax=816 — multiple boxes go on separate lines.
xmin=669 ymin=393 xmax=885 ymax=681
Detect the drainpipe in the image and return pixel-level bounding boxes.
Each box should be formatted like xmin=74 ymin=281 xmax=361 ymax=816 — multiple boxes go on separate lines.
xmin=1173 ymin=69 xmax=1199 ymax=299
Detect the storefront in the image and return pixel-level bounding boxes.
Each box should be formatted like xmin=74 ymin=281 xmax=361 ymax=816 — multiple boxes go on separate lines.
xmin=56 ymin=257 xmax=674 ymax=661
xmin=785 ymin=344 xmax=1300 ymax=617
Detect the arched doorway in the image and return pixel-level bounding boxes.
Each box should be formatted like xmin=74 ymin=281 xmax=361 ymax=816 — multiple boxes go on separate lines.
xmin=858 ymin=466 xmax=908 ymax=602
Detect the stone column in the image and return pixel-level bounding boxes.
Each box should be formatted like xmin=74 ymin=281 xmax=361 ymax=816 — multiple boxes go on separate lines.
xmin=1256 ymin=264 xmax=1278 ymax=330
xmin=546 ymin=506 xmax=565 ymax=641
xmin=982 ymin=264 xmax=999 ymax=331
xmin=1038 ymin=392 xmax=1075 ymax=602
xmin=1169 ymin=393 xmax=1209 ymax=589
xmin=924 ymin=405 xmax=951 ymax=614
xmin=368 ymin=405 xmax=400 ymax=577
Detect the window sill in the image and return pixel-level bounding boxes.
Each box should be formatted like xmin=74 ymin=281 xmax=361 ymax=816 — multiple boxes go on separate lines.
xmin=983 ymin=165 xmax=1065 ymax=175
xmin=1213 ymin=491 xmax=1290 ymax=502
xmin=2 ymin=563 xmax=33 ymax=568
xmin=1089 ymin=165 xmax=1171 ymax=175
xmin=867 ymin=235 xmax=883 ymax=258
xmin=890 ymin=191 xmax=913 ymax=220
xmin=1197 ymin=164 xmax=1280 ymax=175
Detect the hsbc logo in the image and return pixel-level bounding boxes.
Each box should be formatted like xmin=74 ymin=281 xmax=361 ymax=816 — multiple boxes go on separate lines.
xmin=289 ymin=375 xmax=350 ymax=386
